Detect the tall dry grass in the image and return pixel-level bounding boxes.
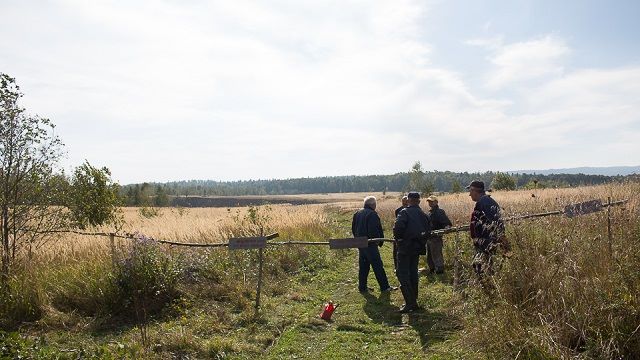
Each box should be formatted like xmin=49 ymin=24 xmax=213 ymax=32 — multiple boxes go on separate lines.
xmin=420 ymin=182 xmax=639 ymax=359
xmin=38 ymin=204 xmax=328 ymax=261
xmin=1 ymin=204 xmax=333 ymax=329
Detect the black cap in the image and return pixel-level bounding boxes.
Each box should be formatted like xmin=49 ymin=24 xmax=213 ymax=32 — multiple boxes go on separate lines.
xmin=407 ymin=191 xmax=420 ymax=199
xmin=466 ymin=180 xmax=485 ymax=191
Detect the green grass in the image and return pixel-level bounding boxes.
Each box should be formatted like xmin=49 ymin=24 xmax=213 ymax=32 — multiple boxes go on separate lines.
xmin=262 ymin=209 xmax=466 ymax=360
xmin=264 ymin=258 xmax=465 ymax=360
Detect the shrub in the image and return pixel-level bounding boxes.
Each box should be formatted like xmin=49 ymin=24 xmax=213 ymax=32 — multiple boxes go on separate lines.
xmin=138 ymin=206 xmax=162 ymax=218
xmin=114 ymin=234 xmax=183 ymax=320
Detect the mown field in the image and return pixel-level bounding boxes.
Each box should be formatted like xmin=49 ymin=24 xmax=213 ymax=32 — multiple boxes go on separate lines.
xmin=1 ymin=183 xmax=638 ymax=359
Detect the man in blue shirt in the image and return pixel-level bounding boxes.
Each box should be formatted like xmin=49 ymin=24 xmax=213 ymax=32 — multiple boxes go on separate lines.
xmin=352 ymin=196 xmax=396 ymax=293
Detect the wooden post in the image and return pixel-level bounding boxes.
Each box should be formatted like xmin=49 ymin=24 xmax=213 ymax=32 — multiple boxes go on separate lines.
xmin=453 ymin=231 xmax=460 ymax=291
xmin=255 ymin=229 xmax=264 ymax=314
xmin=607 ymin=196 xmax=612 ymax=260
xmin=109 ymin=233 xmax=116 ymax=265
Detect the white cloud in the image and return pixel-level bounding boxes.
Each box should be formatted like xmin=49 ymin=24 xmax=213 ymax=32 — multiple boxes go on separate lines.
xmin=465 ymin=35 xmax=504 ymax=50
xmin=1 ymin=2 xmax=638 ymax=183
xmin=470 ymin=35 xmax=570 ymax=89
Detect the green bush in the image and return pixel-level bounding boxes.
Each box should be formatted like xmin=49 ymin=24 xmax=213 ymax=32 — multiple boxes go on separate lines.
xmin=138 ymin=206 xmax=162 ymax=218
xmin=68 ymin=161 xmax=123 ymax=229
xmin=114 ymin=234 xmax=183 ymax=320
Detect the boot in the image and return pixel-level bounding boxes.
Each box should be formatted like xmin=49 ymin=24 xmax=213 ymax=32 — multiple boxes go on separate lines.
xmin=398 ymin=285 xmax=418 ymax=313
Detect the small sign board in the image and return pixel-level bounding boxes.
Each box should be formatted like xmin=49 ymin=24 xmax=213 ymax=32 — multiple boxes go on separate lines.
xmin=564 ymin=199 xmax=603 ymax=218
xmin=228 ymin=236 xmax=267 ymax=250
xmin=329 ymin=237 xmax=368 ymax=249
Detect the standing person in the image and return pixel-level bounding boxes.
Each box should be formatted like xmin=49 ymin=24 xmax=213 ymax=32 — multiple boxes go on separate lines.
xmin=395 ymin=195 xmax=409 ymax=217
xmin=424 ymin=195 xmax=452 ymax=274
xmin=467 ymin=181 xmax=505 ymax=276
xmin=352 ymin=196 xmax=396 ymax=293
xmin=393 ymin=192 xmax=431 ymax=313
xmin=392 ymin=195 xmax=409 ymax=270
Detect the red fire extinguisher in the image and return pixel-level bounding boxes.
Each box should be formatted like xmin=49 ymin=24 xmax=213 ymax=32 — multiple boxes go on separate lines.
xmin=320 ymin=301 xmax=338 ymax=320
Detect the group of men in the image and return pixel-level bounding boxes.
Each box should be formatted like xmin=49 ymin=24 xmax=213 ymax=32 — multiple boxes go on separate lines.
xmin=351 ymin=180 xmax=504 ymax=313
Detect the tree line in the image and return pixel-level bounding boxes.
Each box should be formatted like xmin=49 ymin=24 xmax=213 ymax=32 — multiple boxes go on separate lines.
xmin=121 ymin=161 xmax=629 ymax=206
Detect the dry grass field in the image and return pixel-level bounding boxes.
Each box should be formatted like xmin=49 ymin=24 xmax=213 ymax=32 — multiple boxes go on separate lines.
xmin=46 ymin=184 xmax=635 ymax=259
xmin=41 ymin=204 xmax=329 ymax=260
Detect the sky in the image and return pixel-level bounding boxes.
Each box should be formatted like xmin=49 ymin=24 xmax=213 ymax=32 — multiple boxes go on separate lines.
xmin=1 ymin=0 xmax=639 ymax=184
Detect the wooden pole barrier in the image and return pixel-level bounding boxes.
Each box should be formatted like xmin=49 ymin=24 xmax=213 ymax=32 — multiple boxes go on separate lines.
xmin=453 ymin=231 xmax=460 ymax=291
xmin=256 ymin=229 xmax=265 ymax=313
xmin=33 ymin=197 xmax=628 ymax=253
xmin=607 ymin=196 xmax=613 ymax=260
xmin=109 ymin=233 xmax=116 ymax=265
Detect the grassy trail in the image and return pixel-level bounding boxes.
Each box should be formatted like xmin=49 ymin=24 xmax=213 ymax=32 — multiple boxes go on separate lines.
xmin=262 ymin=214 xmax=464 ymax=359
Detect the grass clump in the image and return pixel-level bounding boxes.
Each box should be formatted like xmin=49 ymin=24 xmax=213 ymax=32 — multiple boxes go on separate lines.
xmin=49 ymin=234 xmax=183 ymax=324
xmin=0 ymin=273 xmax=44 ymax=328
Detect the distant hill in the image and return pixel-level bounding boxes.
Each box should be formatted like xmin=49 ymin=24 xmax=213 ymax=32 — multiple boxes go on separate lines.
xmin=509 ymin=166 xmax=640 ymax=176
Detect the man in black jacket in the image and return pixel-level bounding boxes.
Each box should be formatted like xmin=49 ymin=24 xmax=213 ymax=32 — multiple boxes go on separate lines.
xmin=393 ymin=192 xmax=431 ymax=312
xmin=392 ymin=195 xmax=409 ymax=270
xmin=467 ymin=181 xmax=505 ymax=276
xmin=352 ymin=196 xmax=395 ymax=293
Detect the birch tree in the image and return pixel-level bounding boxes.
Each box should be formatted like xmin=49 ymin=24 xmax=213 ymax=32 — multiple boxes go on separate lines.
xmin=0 ymin=73 xmax=68 ymax=280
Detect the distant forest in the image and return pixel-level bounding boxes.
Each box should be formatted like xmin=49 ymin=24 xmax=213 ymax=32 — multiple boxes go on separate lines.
xmin=120 ymin=171 xmax=632 ymax=207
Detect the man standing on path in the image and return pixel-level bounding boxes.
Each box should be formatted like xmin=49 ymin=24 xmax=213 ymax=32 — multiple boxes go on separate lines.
xmin=467 ymin=181 xmax=505 ymax=276
xmin=423 ymin=195 xmax=452 ymax=274
xmin=393 ymin=192 xmax=431 ymax=313
xmin=392 ymin=195 xmax=409 ymax=270
xmin=352 ymin=196 xmax=396 ymax=293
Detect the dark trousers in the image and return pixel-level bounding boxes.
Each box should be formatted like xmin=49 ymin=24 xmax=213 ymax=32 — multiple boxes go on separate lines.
xmin=392 ymin=242 xmax=398 ymax=270
xmin=426 ymin=236 xmax=444 ymax=272
xmin=358 ymin=244 xmax=390 ymax=291
xmin=473 ymin=239 xmax=496 ymax=276
xmin=396 ymin=251 xmax=419 ymax=306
